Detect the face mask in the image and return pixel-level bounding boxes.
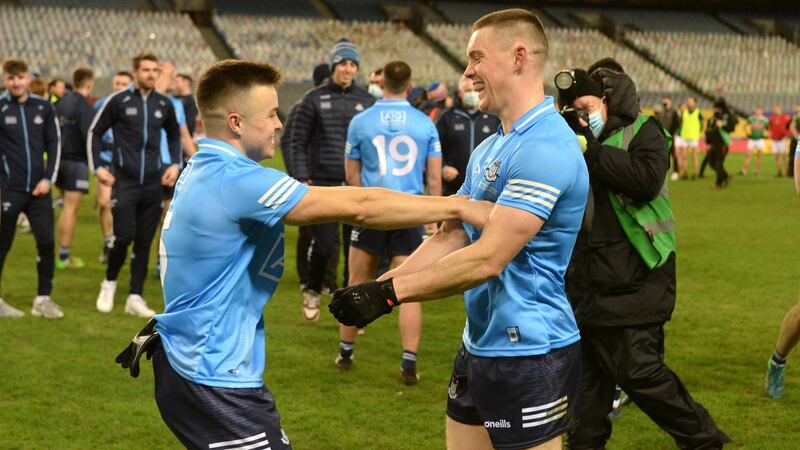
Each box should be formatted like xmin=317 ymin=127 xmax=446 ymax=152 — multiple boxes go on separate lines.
xmin=462 ymin=90 xmax=480 ymax=108
xmin=368 ymin=83 xmax=383 ymax=99
xmin=588 ymin=110 xmax=605 ymax=139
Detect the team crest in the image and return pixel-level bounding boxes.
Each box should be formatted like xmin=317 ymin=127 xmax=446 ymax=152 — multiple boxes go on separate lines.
xmin=355 ymin=103 xmax=365 ymax=111
xmin=154 ymin=109 xmax=163 ymax=119
xmin=33 ymin=115 xmax=44 ymax=125
xmin=482 ymin=125 xmax=491 ymax=133
xmin=484 ymin=160 xmax=501 ymax=182
xmin=448 ymin=377 xmax=459 ymax=399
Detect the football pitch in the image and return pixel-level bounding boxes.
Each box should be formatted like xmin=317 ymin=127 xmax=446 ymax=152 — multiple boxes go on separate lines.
xmin=0 ymin=153 xmax=798 ymax=449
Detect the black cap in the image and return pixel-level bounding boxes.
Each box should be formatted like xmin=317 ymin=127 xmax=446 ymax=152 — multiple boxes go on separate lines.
xmin=312 ymin=63 xmax=331 ymax=87
xmin=556 ymin=69 xmax=603 ymax=106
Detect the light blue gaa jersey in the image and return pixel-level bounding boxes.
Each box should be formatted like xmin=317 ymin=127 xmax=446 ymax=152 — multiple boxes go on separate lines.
xmin=160 ymin=96 xmax=187 ymax=165
xmin=93 ymin=94 xmax=114 ymax=163
xmin=345 ymin=99 xmax=441 ymax=194
xmin=155 ymin=138 xmax=308 ymax=388
xmin=457 ymin=96 xmax=589 ymax=357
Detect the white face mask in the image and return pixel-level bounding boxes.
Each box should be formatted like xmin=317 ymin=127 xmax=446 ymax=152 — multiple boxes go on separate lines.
xmin=462 ymin=90 xmax=480 ymax=108
xmin=368 ymin=83 xmax=383 ymax=99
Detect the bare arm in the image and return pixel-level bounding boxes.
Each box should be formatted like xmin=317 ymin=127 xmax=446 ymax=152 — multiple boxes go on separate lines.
xmin=282 ymin=186 xmax=491 ymax=230
xmin=379 ymin=219 xmax=470 ymax=280
xmin=180 ymin=125 xmax=196 ymax=158
xmin=795 ymin=157 xmax=800 ymax=196
xmin=391 ymin=204 xmax=543 ymax=302
xmin=426 ymin=157 xmax=442 ymax=197
xmin=345 ymin=159 xmax=361 ymax=187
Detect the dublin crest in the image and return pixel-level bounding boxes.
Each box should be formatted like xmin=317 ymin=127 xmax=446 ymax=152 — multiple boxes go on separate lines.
xmin=484 ymin=160 xmax=501 ymax=182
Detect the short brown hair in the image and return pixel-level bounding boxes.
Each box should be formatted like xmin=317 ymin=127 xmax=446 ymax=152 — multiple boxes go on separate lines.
xmin=2 ymin=59 xmax=29 ymax=76
xmin=382 ymin=61 xmax=411 ymax=95
xmin=132 ymin=53 xmax=159 ymax=70
xmin=30 ymin=78 xmax=46 ymax=96
xmin=73 ymin=68 xmax=94 ymax=88
xmin=196 ymin=60 xmax=282 ymax=116
xmin=473 ymin=9 xmax=548 ymax=60
xmin=115 ymin=70 xmax=133 ymax=80
xmin=176 ymin=73 xmax=193 ymax=87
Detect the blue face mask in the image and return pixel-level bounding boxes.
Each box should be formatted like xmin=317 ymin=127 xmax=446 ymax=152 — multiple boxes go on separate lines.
xmin=588 ymin=110 xmax=605 ymax=139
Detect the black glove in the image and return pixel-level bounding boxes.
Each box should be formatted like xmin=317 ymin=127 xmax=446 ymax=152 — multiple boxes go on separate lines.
xmin=115 ymin=318 xmax=161 ymax=378
xmin=328 ymin=279 xmax=400 ymax=328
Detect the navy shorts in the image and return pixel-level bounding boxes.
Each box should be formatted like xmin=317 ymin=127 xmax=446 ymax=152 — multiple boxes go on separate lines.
xmin=153 ymin=344 xmax=292 ymax=450
xmin=349 ymin=226 xmax=424 ymax=257
xmin=55 ymin=159 xmax=89 ymax=193
xmin=446 ymin=342 xmax=581 ymax=450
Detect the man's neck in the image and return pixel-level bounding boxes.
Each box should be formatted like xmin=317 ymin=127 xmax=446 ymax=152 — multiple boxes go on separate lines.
xmin=206 ymin=133 xmax=246 ymax=156
xmin=13 ymin=91 xmax=29 ymax=103
xmin=382 ymin=92 xmax=406 ymax=101
xmin=76 ymin=87 xmax=91 ymax=98
xmin=499 ymin=84 xmax=545 ymax=134
xmin=332 ymin=79 xmax=351 ymax=90
xmin=136 ymin=84 xmax=153 ymax=97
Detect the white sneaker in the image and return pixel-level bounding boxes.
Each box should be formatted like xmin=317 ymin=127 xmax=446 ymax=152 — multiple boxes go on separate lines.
xmin=302 ymin=290 xmax=321 ymax=323
xmin=0 ymin=298 xmax=24 ymax=318
xmin=124 ymin=294 xmax=156 ymax=318
xmin=670 ymin=172 xmax=680 ymax=181
xmin=31 ymin=296 xmax=64 ymax=319
xmin=96 ymin=279 xmax=117 ymax=313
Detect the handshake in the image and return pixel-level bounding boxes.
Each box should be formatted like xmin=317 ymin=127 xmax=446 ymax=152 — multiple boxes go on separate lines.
xmin=328 ymin=278 xmax=400 ymax=328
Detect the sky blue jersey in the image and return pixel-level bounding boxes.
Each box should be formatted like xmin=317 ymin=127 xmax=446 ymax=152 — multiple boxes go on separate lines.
xmin=345 ymin=99 xmax=441 ymax=194
xmin=155 ymin=138 xmax=308 ymax=388
xmin=457 ymin=97 xmax=589 ymax=357
xmin=160 ymin=96 xmax=186 ymax=164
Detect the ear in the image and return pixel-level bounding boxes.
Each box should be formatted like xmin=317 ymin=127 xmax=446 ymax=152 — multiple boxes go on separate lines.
xmin=227 ymin=113 xmax=242 ymax=136
xmin=379 ymin=79 xmax=385 ymax=89
xmin=513 ymin=43 xmax=527 ymax=70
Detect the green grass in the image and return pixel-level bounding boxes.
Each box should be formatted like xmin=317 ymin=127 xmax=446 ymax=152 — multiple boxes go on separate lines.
xmin=0 ymin=153 xmax=798 ymax=449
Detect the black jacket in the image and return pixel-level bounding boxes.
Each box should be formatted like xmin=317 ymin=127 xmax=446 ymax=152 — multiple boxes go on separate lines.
xmin=88 ymin=85 xmax=180 ymax=184
xmin=280 ymin=101 xmax=301 ymax=178
xmin=0 ymin=91 xmax=61 ymax=192
xmin=566 ymin=74 xmax=675 ymax=328
xmin=436 ymin=105 xmax=500 ymax=195
xmin=290 ymin=81 xmax=374 ymax=182
xmin=56 ymin=91 xmax=94 ymax=162
xmin=705 ymin=112 xmax=736 ymax=147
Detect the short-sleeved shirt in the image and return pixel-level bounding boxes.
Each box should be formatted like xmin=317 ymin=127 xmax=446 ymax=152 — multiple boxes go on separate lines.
xmin=747 ymin=114 xmax=769 ymax=139
xmin=457 ymin=96 xmax=589 ymax=357
xmin=769 ymin=113 xmax=791 ymax=140
xmin=160 ymin=96 xmax=187 ymax=164
xmin=345 ymin=99 xmax=440 ymax=194
xmin=156 ymin=138 xmax=308 ymax=388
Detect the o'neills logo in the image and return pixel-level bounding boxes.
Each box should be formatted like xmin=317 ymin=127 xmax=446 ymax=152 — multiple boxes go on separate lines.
xmin=484 ymin=419 xmax=512 ymax=429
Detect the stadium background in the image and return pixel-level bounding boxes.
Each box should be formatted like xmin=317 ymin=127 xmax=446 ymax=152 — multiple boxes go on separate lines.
xmin=0 ymin=0 xmax=799 ymax=448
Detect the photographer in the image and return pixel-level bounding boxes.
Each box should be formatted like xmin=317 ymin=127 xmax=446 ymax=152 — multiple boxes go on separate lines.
xmin=557 ymin=61 xmax=730 ymax=449
xmin=706 ymin=98 xmax=736 ymax=188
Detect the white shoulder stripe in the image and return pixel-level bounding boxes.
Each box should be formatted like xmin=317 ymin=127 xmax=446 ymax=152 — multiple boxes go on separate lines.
xmin=508 ymin=178 xmax=561 ymax=195
xmin=263 ymin=177 xmax=295 ymax=207
xmin=502 ymin=190 xmax=555 ymax=209
xmin=504 ymin=184 xmax=558 ymax=202
xmin=257 ymin=177 xmax=292 ymax=205
xmin=199 ymin=143 xmax=239 ymax=158
xmin=208 ymin=432 xmax=267 ymax=448
xmin=270 ymin=181 xmax=301 ymax=209
xmin=515 ymin=105 xmax=551 ymax=130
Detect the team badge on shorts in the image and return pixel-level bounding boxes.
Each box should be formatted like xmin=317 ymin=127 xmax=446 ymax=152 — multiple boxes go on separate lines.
xmin=448 ymin=375 xmax=466 ymax=400
xmin=484 ymin=161 xmax=501 ymax=182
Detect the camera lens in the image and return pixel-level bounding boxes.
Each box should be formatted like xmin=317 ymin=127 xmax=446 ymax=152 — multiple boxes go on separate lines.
xmin=555 ymin=71 xmax=575 ymax=90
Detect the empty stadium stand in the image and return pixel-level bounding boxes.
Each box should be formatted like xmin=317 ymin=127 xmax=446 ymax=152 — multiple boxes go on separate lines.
xmin=212 ymin=0 xmax=322 ymax=17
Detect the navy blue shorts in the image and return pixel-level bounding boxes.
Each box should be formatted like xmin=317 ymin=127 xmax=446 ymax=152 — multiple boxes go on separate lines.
xmin=55 ymin=159 xmax=89 ymax=193
xmin=349 ymin=226 xmax=424 ymax=257
xmin=153 ymin=344 xmax=292 ymax=450
xmin=446 ymin=342 xmax=582 ymax=450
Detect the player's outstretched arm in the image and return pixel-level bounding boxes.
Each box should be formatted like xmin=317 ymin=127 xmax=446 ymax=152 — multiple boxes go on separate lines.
xmin=282 ymin=186 xmax=491 ymax=230
xmin=329 ymin=204 xmax=543 ymax=327
xmin=379 ymin=219 xmax=471 ymax=281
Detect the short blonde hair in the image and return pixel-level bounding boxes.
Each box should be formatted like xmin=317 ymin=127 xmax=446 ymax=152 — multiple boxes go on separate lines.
xmin=473 ymin=9 xmax=548 ymax=61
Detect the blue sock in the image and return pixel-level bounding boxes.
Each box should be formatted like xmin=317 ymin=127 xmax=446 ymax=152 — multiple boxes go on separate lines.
xmin=339 ymin=341 xmax=354 ymax=359
xmin=401 ymin=350 xmax=417 ymax=372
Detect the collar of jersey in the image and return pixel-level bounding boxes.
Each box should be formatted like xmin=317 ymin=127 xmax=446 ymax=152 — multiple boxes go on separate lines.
xmin=376 ymin=99 xmax=410 ymax=105
xmin=197 ymin=138 xmax=244 ymax=159
xmin=499 ymin=96 xmax=555 ymax=136
xmin=0 ymin=90 xmax=42 ymax=104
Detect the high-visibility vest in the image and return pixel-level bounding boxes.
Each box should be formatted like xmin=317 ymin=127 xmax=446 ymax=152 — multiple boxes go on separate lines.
xmin=603 ymin=114 xmax=676 ymax=269
xmin=680 ymin=108 xmax=702 ymax=141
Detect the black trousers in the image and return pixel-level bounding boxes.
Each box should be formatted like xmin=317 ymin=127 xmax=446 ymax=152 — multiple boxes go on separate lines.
xmin=0 ymin=189 xmax=54 ymax=296
xmin=107 ymin=177 xmax=162 ymax=295
xmin=567 ymin=324 xmax=730 ymax=450
xmin=789 ymin=139 xmax=797 ymax=176
xmin=708 ymin=144 xmax=729 ymax=187
xmin=296 ymin=225 xmax=339 ymax=289
xmin=307 ymin=222 xmax=350 ymax=292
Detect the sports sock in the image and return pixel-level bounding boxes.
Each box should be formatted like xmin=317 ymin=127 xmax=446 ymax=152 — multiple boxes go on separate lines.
xmin=104 ymin=235 xmax=114 ymax=248
xmin=772 ymin=350 xmax=787 ymax=366
xmin=339 ymin=341 xmax=355 ymax=360
xmin=58 ymin=246 xmax=70 ymax=261
xmin=401 ymin=350 xmax=417 ymax=372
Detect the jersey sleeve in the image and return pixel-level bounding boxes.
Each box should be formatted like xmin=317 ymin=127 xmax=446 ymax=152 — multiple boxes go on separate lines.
xmin=496 ymin=142 xmax=574 ymax=220
xmin=173 ymin=99 xmax=187 ymax=126
xmin=344 ymin=117 xmax=361 ymax=160
xmin=221 ymin=159 xmax=309 ymax=227
xmin=427 ymin=121 xmax=442 ymax=158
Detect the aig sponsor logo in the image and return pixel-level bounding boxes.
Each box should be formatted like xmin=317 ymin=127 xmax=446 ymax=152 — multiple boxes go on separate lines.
xmin=380 ymin=110 xmax=406 ymax=124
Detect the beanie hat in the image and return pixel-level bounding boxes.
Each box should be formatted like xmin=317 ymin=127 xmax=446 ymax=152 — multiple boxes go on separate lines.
xmin=330 ymin=38 xmax=360 ymax=70
xmin=557 ymin=69 xmax=603 ymax=106
xmin=312 ymin=63 xmax=330 ymax=86
xmin=426 ymin=82 xmax=448 ymax=103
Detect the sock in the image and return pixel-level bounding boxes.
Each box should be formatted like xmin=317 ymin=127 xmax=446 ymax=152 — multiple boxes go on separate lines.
xmin=104 ymin=235 xmax=114 ymax=248
xmin=58 ymin=246 xmax=70 ymax=261
xmin=772 ymin=350 xmax=787 ymax=366
xmin=339 ymin=341 xmax=355 ymax=360
xmin=401 ymin=350 xmax=417 ymax=372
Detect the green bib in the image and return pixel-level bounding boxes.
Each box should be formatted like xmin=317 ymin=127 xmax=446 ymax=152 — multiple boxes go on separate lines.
xmin=602 ymin=114 xmax=676 ymax=269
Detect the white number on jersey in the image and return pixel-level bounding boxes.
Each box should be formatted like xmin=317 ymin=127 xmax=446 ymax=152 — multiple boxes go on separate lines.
xmin=371 ymin=134 xmax=418 ymax=176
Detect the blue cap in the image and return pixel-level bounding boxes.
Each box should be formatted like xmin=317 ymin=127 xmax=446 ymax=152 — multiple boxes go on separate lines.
xmin=330 ymin=38 xmax=360 ymax=70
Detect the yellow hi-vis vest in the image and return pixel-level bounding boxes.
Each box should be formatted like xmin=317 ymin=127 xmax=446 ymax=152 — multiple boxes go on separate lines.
xmin=603 ymin=114 xmax=676 ymax=269
xmin=680 ymin=108 xmax=701 ymax=141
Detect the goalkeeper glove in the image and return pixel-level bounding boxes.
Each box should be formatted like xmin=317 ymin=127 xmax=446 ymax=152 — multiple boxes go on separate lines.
xmin=328 ymin=279 xmax=400 ymax=328
xmin=115 ymin=318 xmax=161 ymax=378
